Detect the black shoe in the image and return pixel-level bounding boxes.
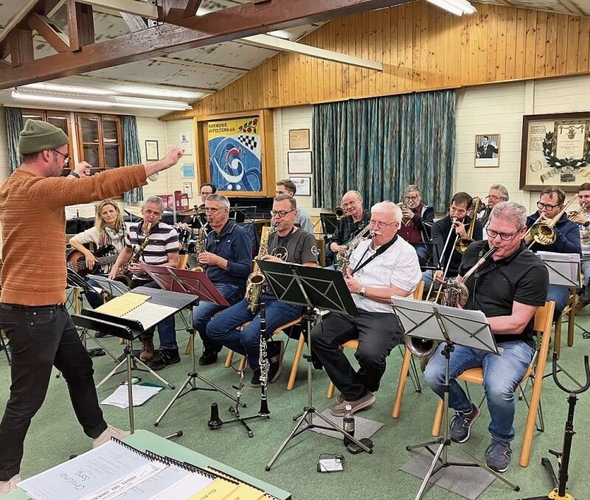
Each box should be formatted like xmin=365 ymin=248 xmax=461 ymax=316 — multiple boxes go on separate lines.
xmin=251 ymin=369 xmax=262 ymax=388
xmin=148 ymin=349 xmax=181 ymax=371
xmin=199 ymin=350 xmax=219 ymax=366
xmin=267 ymin=341 xmax=285 ymax=384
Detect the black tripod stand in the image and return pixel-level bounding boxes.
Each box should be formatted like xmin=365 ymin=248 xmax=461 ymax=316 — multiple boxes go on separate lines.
xmin=257 ymin=262 xmax=373 ymax=471
xmin=519 ymin=354 xmax=590 ymax=500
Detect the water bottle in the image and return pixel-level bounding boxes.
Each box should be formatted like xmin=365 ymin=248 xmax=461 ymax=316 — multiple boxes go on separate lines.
xmin=343 ymin=404 xmax=355 ymax=446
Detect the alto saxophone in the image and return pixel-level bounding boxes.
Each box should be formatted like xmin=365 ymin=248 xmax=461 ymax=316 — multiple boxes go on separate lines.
xmin=190 ymin=226 xmax=208 ymax=272
xmin=337 ymin=224 xmax=373 ymax=274
xmin=114 ymin=222 xmax=152 ymax=286
xmin=245 ymin=225 xmax=276 ymax=314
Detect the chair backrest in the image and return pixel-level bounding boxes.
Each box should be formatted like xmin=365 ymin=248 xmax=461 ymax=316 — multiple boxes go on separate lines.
xmin=533 ymin=301 xmax=555 ymax=347
xmin=412 ymin=281 xmax=425 ymax=300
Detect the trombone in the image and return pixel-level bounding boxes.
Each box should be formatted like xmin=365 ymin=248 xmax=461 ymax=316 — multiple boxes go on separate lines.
xmin=455 ymin=197 xmax=482 ymax=254
xmin=424 ymin=217 xmax=461 ymax=302
xmin=524 ymin=195 xmax=579 ymax=248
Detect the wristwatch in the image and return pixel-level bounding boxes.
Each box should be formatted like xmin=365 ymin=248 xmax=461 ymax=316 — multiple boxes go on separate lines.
xmin=358 ymin=287 xmax=366 ymax=297
xmin=69 ymin=172 xmax=80 ymax=178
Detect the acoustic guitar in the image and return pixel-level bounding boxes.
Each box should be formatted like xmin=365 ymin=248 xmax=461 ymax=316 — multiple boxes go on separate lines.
xmin=67 ymin=244 xmax=117 ymax=277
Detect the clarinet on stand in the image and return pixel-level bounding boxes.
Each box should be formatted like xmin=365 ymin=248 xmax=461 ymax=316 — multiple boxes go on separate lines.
xmin=258 ymin=301 xmax=270 ymax=417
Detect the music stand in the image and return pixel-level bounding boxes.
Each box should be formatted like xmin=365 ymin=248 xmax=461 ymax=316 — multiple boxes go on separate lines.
xmin=257 ymin=261 xmax=373 ymax=471
xmin=140 ymin=265 xmax=241 ymax=427
xmin=87 ymin=274 xmax=129 ymax=298
xmin=319 ymin=213 xmax=338 ymax=238
xmin=72 ymin=286 xmax=197 ymax=433
xmin=391 ymin=297 xmax=519 ymax=499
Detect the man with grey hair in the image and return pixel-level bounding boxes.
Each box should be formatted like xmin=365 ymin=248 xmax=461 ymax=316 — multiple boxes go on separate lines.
xmin=425 ymin=201 xmax=549 ymax=474
xmin=109 ymin=196 xmax=180 ymax=370
xmin=312 ymin=201 xmax=421 ymax=416
xmin=276 ymin=179 xmax=313 ymax=234
xmin=478 ymin=184 xmax=509 ymax=231
xmin=398 ymin=185 xmax=434 ymax=267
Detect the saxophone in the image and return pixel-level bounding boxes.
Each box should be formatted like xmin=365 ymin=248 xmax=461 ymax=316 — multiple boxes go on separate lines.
xmin=336 ymin=224 xmax=373 ymax=274
xmin=114 ymin=222 xmax=152 ymax=286
xmin=190 ymin=226 xmax=208 ymax=272
xmin=245 ymin=225 xmax=276 ymax=314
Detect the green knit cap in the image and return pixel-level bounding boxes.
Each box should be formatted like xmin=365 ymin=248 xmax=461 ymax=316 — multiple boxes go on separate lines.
xmin=19 ymin=119 xmax=69 ymax=155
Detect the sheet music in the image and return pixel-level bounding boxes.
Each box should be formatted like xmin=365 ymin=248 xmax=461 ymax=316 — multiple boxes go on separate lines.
xmin=536 ymin=251 xmax=580 ymax=287
xmin=122 ymin=302 xmax=178 ymax=329
xmin=96 ymin=293 xmax=149 ymax=317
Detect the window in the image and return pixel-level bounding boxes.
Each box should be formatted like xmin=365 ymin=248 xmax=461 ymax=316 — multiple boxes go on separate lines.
xmin=75 ymin=114 xmax=123 ymax=173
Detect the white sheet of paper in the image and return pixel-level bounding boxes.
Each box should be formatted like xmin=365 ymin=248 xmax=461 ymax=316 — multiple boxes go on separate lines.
xmin=101 ymin=385 xmax=163 ymax=409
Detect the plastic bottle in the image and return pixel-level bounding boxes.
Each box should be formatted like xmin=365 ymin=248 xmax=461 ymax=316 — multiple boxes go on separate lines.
xmin=343 ymin=404 xmax=355 ymax=446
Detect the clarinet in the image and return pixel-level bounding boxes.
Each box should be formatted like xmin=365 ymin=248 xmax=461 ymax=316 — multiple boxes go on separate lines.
xmin=258 ymin=301 xmax=270 ymax=416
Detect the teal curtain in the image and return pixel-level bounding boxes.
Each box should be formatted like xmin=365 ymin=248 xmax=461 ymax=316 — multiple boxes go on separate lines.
xmin=312 ymin=90 xmax=455 ymax=213
xmin=5 ymin=107 xmax=24 ymax=172
xmin=122 ymin=115 xmax=143 ymax=203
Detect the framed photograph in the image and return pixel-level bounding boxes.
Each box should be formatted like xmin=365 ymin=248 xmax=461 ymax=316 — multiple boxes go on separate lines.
xmin=520 ymin=112 xmax=590 ymax=191
xmin=475 ymin=134 xmax=500 ymax=168
xmin=145 ymin=140 xmax=159 ymax=161
xmin=290 ymin=176 xmax=311 ymax=196
xmin=287 ymin=151 xmax=312 ymax=174
xmin=289 ymin=129 xmax=310 ymax=150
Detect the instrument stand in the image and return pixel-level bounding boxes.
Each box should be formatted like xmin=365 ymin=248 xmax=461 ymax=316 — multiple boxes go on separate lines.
xmin=392 ymin=297 xmax=519 ymax=499
xmin=207 ymin=301 xmax=271 ymax=438
xmin=519 ymin=355 xmax=590 ymax=500
xmin=257 ymin=262 xmax=372 ymax=471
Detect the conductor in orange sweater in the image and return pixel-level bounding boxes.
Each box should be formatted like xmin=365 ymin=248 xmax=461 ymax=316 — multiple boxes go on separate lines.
xmin=0 ymin=120 xmax=183 ymax=494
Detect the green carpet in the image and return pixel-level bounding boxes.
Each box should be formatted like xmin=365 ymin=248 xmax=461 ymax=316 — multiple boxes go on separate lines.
xmin=2 ymin=311 xmax=590 ymax=500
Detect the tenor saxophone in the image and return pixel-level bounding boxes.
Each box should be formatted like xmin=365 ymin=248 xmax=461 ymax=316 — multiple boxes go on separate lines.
xmin=245 ymin=225 xmax=276 ymax=314
xmin=190 ymin=226 xmax=208 ymax=272
xmin=336 ymin=224 xmax=373 ymax=274
xmin=114 ymin=222 xmax=152 ymax=286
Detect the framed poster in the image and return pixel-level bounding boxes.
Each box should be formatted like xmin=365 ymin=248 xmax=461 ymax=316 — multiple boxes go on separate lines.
xmin=145 ymin=140 xmax=159 ymax=161
xmin=290 ymin=176 xmax=311 ymax=196
xmin=289 ymin=129 xmax=310 ymax=150
xmin=475 ymin=134 xmax=500 ymax=168
xmin=287 ymin=151 xmax=312 ymax=174
xmin=520 ymin=112 xmax=590 ymax=191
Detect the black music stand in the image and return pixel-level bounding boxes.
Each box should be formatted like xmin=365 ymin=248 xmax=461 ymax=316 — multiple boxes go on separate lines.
xmin=72 ymin=287 xmax=197 ymax=433
xmin=391 ymin=297 xmax=519 ymax=499
xmin=257 ymin=261 xmax=373 ymax=471
xmin=140 ymin=265 xmax=242 ymax=427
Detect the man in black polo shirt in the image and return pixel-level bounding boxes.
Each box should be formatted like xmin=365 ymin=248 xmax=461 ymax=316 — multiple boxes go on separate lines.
xmin=424 ymin=201 xmax=549 ymax=474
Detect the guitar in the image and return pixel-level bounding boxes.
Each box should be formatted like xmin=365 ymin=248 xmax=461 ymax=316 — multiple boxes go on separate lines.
xmin=67 ymin=244 xmax=117 ymax=277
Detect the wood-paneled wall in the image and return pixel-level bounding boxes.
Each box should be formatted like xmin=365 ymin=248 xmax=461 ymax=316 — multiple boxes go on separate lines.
xmin=162 ymin=1 xmax=590 ymax=120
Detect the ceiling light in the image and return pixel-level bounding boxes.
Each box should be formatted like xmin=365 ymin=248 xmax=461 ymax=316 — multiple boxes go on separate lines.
xmin=110 ymin=85 xmax=203 ymax=100
xmin=268 ymin=30 xmax=291 ymax=40
xmin=426 ymin=0 xmax=476 ymax=16
xmin=23 ymin=82 xmax=115 ymax=95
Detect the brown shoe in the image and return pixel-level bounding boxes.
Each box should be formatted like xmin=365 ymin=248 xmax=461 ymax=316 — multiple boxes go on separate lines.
xmin=330 ymin=392 xmax=375 ymax=417
xmin=139 ymin=337 xmax=154 ymax=362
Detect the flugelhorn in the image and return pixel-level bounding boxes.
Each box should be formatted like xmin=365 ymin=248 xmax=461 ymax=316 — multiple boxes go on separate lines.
xmin=525 ymin=195 xmax=579 ymax=248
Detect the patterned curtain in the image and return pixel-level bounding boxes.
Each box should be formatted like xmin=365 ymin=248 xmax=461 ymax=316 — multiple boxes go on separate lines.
xmin=122 ymin=115 xmax=143 ymax=203
xmin=312 ymin=90 xmax=455 ymax=213
xmin=5 ymin=107 xmax=24 ymax=173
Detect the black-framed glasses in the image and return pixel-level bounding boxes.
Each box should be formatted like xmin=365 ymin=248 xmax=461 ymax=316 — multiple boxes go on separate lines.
xmin=487 ymin=228 xmax=520 ymax=241
xmin=50 ymin=149 xmax=70 ymax=167
xmin=369 ymin=220 xmax=397 ymax=229
xmin=537 ymin=201 xmax=560 ymax=210
xmin=270 ymin=209 xmax=295 ymax=218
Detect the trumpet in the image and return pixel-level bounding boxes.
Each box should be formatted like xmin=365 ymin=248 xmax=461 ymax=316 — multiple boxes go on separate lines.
xmin=524 ymin=195 xmax=579 ymax=248
xmin=398 ymin=202 xmax=412 ymax=227
xmin=334 ymin=206 xmax=346 ymax=220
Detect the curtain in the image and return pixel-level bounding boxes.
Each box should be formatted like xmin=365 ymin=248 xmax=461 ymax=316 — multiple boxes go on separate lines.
xmin=122 ymin=115 xmax=143 ymax=203
xmin=5 ymin=107 xmax=24 ymax=173
xmin=312 ymin=90 xmax=455 ymax=213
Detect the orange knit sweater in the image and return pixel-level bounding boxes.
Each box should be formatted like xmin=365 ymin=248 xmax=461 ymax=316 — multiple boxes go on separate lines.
xmin=0 ymin=165 xmax=147 ymax=305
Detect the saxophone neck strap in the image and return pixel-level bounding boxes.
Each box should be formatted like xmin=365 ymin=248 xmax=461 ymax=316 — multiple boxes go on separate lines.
xmin=351 ymin=234 xmax=398 ymax=275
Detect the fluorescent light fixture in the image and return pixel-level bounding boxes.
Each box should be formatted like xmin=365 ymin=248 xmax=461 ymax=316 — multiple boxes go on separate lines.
xmin=426 ymin=0 xmax=476 ymax=16
xmin=110 ymin=85 xmax=203 ymax=100
xmin=268 ymin=30 xmax=291 ymax=40
xmin=23 ymin=82 xmax=115 ymax=95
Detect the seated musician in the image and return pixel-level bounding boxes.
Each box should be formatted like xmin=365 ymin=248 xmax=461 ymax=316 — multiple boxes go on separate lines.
xmin=425 ymin=201 xmax=549 ymax=473
xmin=397 ymin=185 xmax=434 ymax=267
xmin=524 ymin=186 xmax=581 ymax=317
xmin=422 ymin=192 xmax=483 ymax=292
xmin=69 ymin=199 xmax=125 ymax=311
xmin=326 ymin=190 xmax=371 ymax=266
xmin=276 ymin=179 xmax=313 ymax=234
xmin=207 ymin=194 xmax=318 ymax=387
xmin=189 ymin=183 xmax=216 ymax=229
xmin=570 ymin=183 xmax=590 ymax=312
xmin=312 ymin=202 xmax=421 ymax=416
xmin=478 ymin=184 xmax=509 ymax=236
xmin=193 ymin=194 xmax=253 ymax=366
xmin=109 ymin=196 xmax=181 ymax=370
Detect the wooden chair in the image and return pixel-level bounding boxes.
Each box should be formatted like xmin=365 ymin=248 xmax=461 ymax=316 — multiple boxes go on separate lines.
xmin=325 ymin=281 xmax=425 ymax=400
xmin=429 ymin=301 xmax=555 ymax=468
xmin=554 ymin=287 xmax=576 ymax=358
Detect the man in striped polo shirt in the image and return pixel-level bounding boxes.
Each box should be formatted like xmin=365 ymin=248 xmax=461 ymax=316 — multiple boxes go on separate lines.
xmin=110 ymin=196 xmax=180 ymax=370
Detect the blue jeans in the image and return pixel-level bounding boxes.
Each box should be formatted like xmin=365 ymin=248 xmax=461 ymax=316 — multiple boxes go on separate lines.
xmin=206 ymin=293 xmax=302 ymax=373
xmin=547 ymin=285 xmax=570 ymax=317
xmin=133 ymin=280 xmax=177 ymax=350
xmin=424 ymin=340 xmax=534 ymax=443
xmin=193 ymin=283 xmax=242 ymax=353
xmin=582 ymin=260 xmax=590 ymax=299
xmin=0 ymin=304 xmax=107 ymax=480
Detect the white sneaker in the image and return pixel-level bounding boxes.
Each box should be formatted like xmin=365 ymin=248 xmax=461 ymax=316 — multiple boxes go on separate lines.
xmin=0 ymin=474 xmax=21 ymax=496
xmin=92 ymin=425 xmax=130 ymax=448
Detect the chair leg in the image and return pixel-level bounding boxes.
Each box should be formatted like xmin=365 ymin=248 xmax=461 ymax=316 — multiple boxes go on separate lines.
xmin=554 ymin=316 xmax=563 ymax=359
xmin=238 ymin=355 xmax=247 ymax=372
xmin=286 ymin=333 xmax=306 ymax=391
xmin=432 ymin=399 xmax=444 ymax=437
xmin=567 ymin=306 xmax=575 ymax=347
xmin=225 ymin=350 xmax=234 ymax=368
xmin=392 ymin=348 xmax=413 ymax=418
xmin=185 ymin=337 xmax=193 ymax=355
xmin=327 ymin=381 xmax=336 ymax=399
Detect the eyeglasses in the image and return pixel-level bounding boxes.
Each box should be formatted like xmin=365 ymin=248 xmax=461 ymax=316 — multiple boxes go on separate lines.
xmin=50 ymin=149 xmax=70 ymax=167
xmin=487 ymin=229 xmax=520 ymax=241
xmin=369 ymin=220 xmax=398 ymax=229
xmin=537 ymin=201 xmax=561 ymax=210
xmin=486 ymin=195 xmax=505 ymax=201
xmin=404 ymin=195 xmax=419 ymax=201
xmin=205 ymin=207 xmax=221 ymax=213
xmin=270 ymin=210 xmax=295 ymax=218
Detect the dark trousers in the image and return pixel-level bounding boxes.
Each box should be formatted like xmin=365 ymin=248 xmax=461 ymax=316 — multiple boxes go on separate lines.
xmin=0 ymin=304 xmax=107 ymax=480
xmin=311 ymin=311 xmax=403 ymax=401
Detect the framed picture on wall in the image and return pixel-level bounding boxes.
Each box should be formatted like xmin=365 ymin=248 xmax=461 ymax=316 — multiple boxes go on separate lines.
xmin=520 ymin=112 xmax=590 ymax=191
xmin=287 ymin=151 xmax=312 ymax=174
xmin=290 ymin=176 xmax=311 ymax=196
xmin=145 ymin=140 xmax=159 ymax=161
xmin=475 ymin=134 xmax=500 ymax=168
xmin=289 ymin=129 xmax=310 ymax=150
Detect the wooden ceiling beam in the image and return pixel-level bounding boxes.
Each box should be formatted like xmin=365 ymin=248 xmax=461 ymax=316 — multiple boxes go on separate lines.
xmin=184 ymin=0 xmax=204 ymax=18
xmin=0 ymin=0 xmax=403 ymax=89
xmin=8 ymin=28 xmax=35 ymax=67
xmin=27 ymin=13 xmax=70 ymax=53
xmin=67 ymin=0 xmax=95 ymax=51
